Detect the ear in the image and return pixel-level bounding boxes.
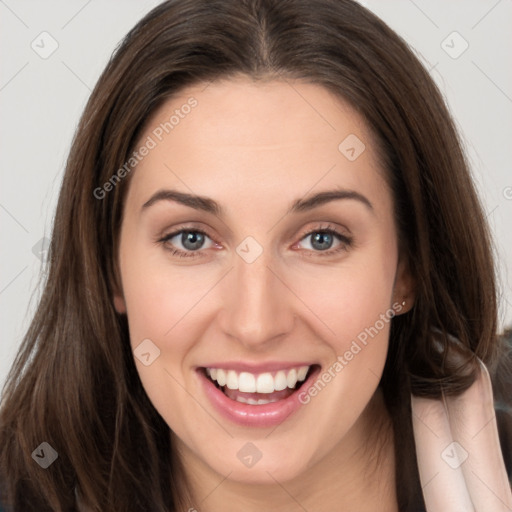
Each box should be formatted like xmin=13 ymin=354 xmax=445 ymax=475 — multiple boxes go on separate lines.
xmin=392 ymin=253 xmax=416 ymax=315
xmin=112 ymin=277 xmax=127 ymax=314
xmin=111 ymin=251 xmax=127 ymax=314
xmin=113 ymin=290 xmax=127 ymax=314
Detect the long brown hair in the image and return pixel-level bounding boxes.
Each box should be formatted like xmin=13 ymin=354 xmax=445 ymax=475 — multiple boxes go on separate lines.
xmin=1 ymin=0 xmax=509 ymax=510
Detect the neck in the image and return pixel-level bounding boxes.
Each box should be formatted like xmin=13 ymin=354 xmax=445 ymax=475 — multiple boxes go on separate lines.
xmin=175 ymin=388 xmax=398 ymax=512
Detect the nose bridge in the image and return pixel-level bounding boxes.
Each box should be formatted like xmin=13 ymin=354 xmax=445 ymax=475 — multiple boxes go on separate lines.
xmin=219 ymin=246 xmax=294 ymax=347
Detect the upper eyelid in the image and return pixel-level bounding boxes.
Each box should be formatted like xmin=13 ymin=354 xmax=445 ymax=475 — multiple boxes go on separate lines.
xmin=160 ymin=225 xmax=214 ymax=242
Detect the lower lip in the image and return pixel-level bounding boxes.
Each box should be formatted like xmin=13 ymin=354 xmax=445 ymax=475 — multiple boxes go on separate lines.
xmin=198 ymin=367 xmax=320 ymax=428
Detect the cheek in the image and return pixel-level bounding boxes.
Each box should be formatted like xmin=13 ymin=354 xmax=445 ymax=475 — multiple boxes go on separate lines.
xmin=118 ymin=241 xmax=214 ymax=443
xmin=292 ymin=241 xmax=398 ymax=348
xmin=119 ymin=238 xmax=210 ymax=349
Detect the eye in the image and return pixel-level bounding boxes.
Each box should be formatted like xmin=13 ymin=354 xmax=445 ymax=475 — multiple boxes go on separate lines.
xmin=158 ymin=223 xmax=353 ymax=259
xmin=158 ymin=227 xmax=217 ymax=258
xmin=295 ymin=223 xmax=353 ymax=257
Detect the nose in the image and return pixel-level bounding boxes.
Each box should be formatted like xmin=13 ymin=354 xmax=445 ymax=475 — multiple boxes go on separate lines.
xmin=218 ymin=249 xmax=296 ymax=350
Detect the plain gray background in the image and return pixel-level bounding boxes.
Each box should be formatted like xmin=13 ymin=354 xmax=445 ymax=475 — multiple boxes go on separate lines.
xmin=1 ymin=0 xmax=511 ymax=390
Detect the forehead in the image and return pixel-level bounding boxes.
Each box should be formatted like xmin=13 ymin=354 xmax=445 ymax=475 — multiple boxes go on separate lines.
xmin=126 ymin=77 xmax=390 ymax=215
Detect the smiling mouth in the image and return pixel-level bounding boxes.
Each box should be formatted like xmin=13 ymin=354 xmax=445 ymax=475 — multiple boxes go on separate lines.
xmin=201 ymin=365 xmax=319 ymax=405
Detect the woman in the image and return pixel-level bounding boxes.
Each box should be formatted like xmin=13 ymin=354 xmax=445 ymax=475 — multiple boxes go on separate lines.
xmin=0 ymin=0 xmax=510 ymax=510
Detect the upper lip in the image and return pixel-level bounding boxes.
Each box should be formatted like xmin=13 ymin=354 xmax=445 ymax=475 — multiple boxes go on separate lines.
xmin=197 ymin=361 xmax=319 ymax=373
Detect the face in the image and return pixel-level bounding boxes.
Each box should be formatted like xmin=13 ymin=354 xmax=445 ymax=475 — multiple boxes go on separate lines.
xmin=113 ymin=76 xmax=413 ymax=485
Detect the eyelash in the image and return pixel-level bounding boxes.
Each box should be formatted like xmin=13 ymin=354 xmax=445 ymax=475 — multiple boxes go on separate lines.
xmin=157 ymin=223 xmax=353 ymax=259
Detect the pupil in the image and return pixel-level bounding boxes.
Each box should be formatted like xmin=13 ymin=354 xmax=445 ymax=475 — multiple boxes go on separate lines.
xmin=182 ymin=231 xmax=204 ymax=250
xmin=312 ymin=232 xmax=332 ymax=251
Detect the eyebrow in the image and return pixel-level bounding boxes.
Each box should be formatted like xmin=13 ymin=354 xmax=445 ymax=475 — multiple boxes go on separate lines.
xmin=141 ymin=188 xmax=374 ymax=216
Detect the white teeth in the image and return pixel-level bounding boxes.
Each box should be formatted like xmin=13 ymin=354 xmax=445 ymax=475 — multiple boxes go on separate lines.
xmin=238 ymin=372 xmax=256 ymax=393
xmin=274 ymin=371 xmax=288 ymax=391
xmin=206 ymin=365 xmax=311 ymax=394
xmin=226 ymin=370 xmax=238 ymax=390
xmin=234 ymin=396 xmax=279 ymax=405
xmin=216 ymin=368 xmax=227 ymax=386
xmin=256 ymin=373 xmax=275 ymax=393
xmin=297 ymin=366 xmax=308 ymax=381
xmin=287 ymin=368 xmax=298 ymax=388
